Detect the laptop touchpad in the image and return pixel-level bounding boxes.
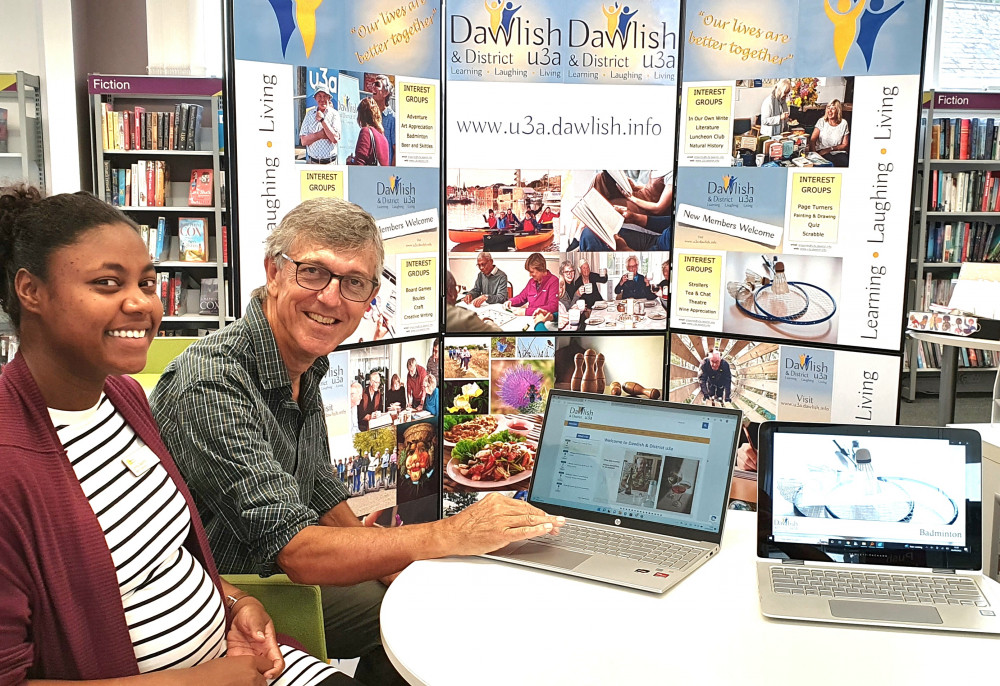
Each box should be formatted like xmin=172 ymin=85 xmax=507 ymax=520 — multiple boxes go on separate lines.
xmin=506 ymin=543 xmax=590 ymax=569
xmin=829 ymin=600 xmax=943 ymax=624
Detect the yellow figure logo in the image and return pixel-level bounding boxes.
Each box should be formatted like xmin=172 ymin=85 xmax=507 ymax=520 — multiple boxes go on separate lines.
xmin=824 ymin=0 xmax=867 ymax=69
xmin=296 ymin=0 xmax=323 ymax=58
xmin=722 ymin=175 xmax=734 ymax=192
xmin=799 ymin=354 xmax=807 ymax=367
xmin=485 ymin=0 xmax=503 ymax=36
xmin=602 ymin=3 xmax=623 ymax=39
xmin=389 ymin=175 xmax=399 ymax=191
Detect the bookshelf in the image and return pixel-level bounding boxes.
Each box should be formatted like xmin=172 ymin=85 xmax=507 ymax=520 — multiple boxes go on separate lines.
xmin=88 ymin=75 xmax=230 ymax=334
xmin=0 ymin=72 xmax=45 ymax=192
xmin=903 ymin=90 xmax=1000 ymax=401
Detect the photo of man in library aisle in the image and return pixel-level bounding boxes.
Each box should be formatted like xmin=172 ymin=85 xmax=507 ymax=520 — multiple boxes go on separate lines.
xmin=150 ymin=197 xmax=563 ymax=685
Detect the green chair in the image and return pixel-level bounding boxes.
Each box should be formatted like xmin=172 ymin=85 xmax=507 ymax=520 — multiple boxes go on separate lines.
xmin=222 ymin=574 xmax=328 ymax=662
xmin=130 ymin=336 xmax=199 ymax=393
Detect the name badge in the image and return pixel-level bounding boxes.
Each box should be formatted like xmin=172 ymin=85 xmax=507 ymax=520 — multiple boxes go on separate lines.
xmin=122 ymin=451 xmax=159 ymax=477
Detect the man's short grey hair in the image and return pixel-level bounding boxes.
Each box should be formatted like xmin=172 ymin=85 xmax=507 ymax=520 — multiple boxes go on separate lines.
xmin=264 ymin=196 xmax=384 ymax=276
xmin=477 ymin=251 xmax=493 ymax=263
xmin=374 ymin=74 xmax=394 ymax=99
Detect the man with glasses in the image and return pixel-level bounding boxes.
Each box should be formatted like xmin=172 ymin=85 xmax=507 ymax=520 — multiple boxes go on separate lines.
xmin=462 ymin=251 xmax=508 ymax=307
xmin=151 ymin=198 xmax=562 ymax=685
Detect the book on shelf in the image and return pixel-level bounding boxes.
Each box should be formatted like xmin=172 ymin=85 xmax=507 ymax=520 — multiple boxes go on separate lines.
xmin=178 ymin=217 xmax=208 ymax=262
xmin=178 ymin=104 xmax=190 ymax=150
xmin=188 ymin=169 xmax=213 ymax=206
xmin=199 ymin=278 xmax=219 ymax=315
xmin=570 ymin=188 xmax=624 ymax=250
xmin=187 ymin=104 xmax=204 ymax=151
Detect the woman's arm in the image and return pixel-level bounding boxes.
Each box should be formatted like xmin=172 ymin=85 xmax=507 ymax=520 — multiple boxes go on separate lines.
xmin=809 ymin=126 xmax=821 ymax=151
xmin=509 ymin=279 xmax=530 ymax=307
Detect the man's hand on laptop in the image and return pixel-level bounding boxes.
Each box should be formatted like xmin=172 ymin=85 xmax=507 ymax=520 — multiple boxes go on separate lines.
xmin=443 ymin=493 xmax=565 ymax=555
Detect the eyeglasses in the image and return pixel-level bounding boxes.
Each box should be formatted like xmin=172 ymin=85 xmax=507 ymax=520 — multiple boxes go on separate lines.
xmin=281 ymin=253 xmax=378 ymax=302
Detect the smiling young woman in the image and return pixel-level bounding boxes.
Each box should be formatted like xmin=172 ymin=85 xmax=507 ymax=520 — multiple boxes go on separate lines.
xmin=0 ymin=185 xmax=355 ymax=685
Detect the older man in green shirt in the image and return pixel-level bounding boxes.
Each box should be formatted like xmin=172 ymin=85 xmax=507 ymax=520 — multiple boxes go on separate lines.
xmin=151 ymin=197 xmax=561 ymax=685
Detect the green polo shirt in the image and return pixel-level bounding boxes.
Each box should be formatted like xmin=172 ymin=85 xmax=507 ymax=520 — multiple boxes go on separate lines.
xmin=150 ymin=296 xmax=349 ymax=575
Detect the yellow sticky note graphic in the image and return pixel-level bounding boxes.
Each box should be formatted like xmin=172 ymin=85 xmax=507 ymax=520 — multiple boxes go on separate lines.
xmin=300 ymin=169 xmax=344 ymax=200
xmin=684 ymin=86 xmax=732 ymax=156
xmin=789 ymin=172 xmax=841 ymax=243
xmin=676 ymin=253 xmax=723 ymax=320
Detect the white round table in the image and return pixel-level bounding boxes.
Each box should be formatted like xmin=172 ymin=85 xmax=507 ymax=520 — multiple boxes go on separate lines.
xmin=381 ymin=510 xmax=1000 ymax=686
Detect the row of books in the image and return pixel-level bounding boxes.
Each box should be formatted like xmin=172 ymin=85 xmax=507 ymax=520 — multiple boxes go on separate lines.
xmin=139 ymin=217 xmax=212 ymax=263
xmin=101 ymin=103 xmax=205 ymax=152
xmin=920 ymin=274 xmax=956 ymax=311
xmin=927 ymin=117 xmax=1000 ymax=160
xmin=156 ymin=273 xmax=220 ymax=317
xmin=911 ymin=341 xmax=998 ymax=370
xmin=104 ymin=160 xmax=170 ymax=207
xmin=924 ymin=221 xmax=1000 ymax=263
xmin=929 ymin=169 xmax=1000 ymax=213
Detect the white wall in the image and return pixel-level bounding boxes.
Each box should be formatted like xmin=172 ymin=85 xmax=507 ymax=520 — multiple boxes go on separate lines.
xmin=146 ymin=0 xmax=224 ymax=77
xmin=0 ymin=0 xmax=80 ymax=193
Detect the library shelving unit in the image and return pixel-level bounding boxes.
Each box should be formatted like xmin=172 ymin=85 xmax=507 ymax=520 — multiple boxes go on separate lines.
xmin=904 ymin=89 xmax=1000 ymax=400
xmin=0 ymin=71 xmax=45 ymax=192
xmin=88 ymin=75 xmax=230 ymax=334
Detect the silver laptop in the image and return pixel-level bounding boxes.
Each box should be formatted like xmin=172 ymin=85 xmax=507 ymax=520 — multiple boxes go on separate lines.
xmin=757 ymin=421 xmax=1000 ymax=633
xmin=485 ymin=390 xmax=741 ymax=593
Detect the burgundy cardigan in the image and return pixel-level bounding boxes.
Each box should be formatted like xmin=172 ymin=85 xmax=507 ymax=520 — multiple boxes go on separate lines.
xmin=0 ymin=353 xmax=227 ymax=684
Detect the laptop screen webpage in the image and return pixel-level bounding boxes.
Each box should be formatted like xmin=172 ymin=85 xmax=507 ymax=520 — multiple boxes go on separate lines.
xmin=530 ymin=393 xmax=740 ymax=535
xmin=761 ymin=426 xmax=983 ymax=569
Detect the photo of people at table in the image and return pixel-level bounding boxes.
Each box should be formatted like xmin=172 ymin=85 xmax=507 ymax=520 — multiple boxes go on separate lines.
xmin=447 ymin=252 xmax=562 ymax=332
xmin=293 ymin=67 xmax=399 ymax=165
xmin=559 ymin=252 xmax=670 ymax=331
xmin=731 ymin=76 xmax=854 ymax=168
xmin=447 ymin=251 xmax=670 ymax=332
xmin=446 ymin=168 xmax=561 ymax=253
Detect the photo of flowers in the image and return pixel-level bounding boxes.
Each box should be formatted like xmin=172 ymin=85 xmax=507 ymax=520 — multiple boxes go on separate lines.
xmin=444 ymin=379 xmax=490 ymax=415
xmin=490 ymin=359 xmax=555 ymax=415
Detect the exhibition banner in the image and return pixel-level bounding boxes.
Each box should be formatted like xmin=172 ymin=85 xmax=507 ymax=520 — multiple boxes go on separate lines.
xmin=671 ymin=0 xmax=926 ymax=353
xmin=668 ymin=332 xmax=902 ymax=508
xmin=230 ymin=0 xmax=441 ymax=341
xmin=445 ymin=0 xmax=680 ymax=333
xmin=442 ymin=333 xmax=665 ymax=514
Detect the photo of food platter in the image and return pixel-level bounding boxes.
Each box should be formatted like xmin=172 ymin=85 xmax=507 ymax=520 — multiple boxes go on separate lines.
xmin=445 ymin=429 xmax=537 ymax=490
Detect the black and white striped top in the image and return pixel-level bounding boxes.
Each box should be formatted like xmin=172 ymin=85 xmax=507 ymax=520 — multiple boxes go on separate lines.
xmin=51 ymin=396 xmax=339 ymax=686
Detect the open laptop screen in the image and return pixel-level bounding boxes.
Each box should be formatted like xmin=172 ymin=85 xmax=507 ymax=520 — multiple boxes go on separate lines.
xmin=758 ymin=423 xmax=983 ymax=570
xmin=529 ymin=391 xmax=741 ymax=536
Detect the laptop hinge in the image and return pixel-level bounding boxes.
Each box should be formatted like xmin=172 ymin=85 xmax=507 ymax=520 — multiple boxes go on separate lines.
xmin=781 ymin=559 xmax=805 ymax=565
xmin=932 ymin=568 xmax=956 ymax=574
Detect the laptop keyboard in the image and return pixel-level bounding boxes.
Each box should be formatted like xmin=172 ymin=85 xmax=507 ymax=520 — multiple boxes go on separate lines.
xmin=530 ymin=522 xmax=704 ymax=570
xmin=770 ymin=567 xmax=988 ymax=607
